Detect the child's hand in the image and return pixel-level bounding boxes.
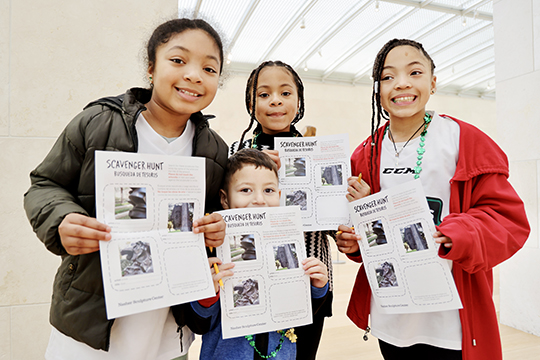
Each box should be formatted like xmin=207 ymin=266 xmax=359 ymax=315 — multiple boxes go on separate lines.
xmin=262 ymin=150 xmax=281 ymax=170
xmin=209 ymin=257 xmax=234 ymax=294
xmin=335 ymin=224 xmax=361 ymax=254
xmin=345 ymin=175 xmax=371 ymax=202
xmin=433 ymin=231 xmax=453 ymax=249
xmin=58 ymin=213 xmax=111 ymax=255
xmin=193 ymin=213 xmax=226 ymax=248
xmin=302 ymin=257 xmax=328 ymax=288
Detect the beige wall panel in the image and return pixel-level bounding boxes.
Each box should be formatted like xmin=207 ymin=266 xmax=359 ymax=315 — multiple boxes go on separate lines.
xmin=500 ymin=246 xmax=540 ymax=336
xmin=206 ymin=75 xmax=251 ymax=145
xmin=10 ymin=304 xmax=51 ymax=360
xmin=535 ymin=0 xmax=540 ymax=71
xmin=493 ymin=0 xmax=534 ymax=83
xmin=9 ymin=0 xmax=177 ymax=138
xmin=496 ymin=70 xmax=540 ymax=162
xmin=0 ymin=307 xmax=10 ymax=359
xmin=427 ymin=95 xmax=497 ymax=140
xmin=0 ymin=0 xmax=9 ymax=136
xmin=0 ymin=138 xmax=59 ymax=306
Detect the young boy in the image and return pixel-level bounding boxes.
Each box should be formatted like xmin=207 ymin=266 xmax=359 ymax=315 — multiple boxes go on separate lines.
xmin=190 ymin=148 xmax=329 ymax=360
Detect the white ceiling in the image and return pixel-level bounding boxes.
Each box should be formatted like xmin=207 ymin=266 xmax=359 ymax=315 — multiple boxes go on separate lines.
xmin=178 ymin=0 xmax=495 ymax=99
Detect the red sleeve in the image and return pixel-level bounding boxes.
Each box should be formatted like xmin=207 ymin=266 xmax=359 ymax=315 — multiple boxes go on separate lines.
xmin=198 ymin=292 xmax=220 ymax=308
xmin=437 ymin=173 xmax=529 ymax=273
xmin=346 ymin=251 xmax=363 ymax=263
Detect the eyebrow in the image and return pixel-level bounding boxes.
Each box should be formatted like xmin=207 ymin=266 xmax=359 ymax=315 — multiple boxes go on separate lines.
xmin=383 ymin=61 xmax=426 ymax=70
xmin=256 ymin=83 xmax=295 ymax=90
xmin=167 ymin=45 xmax=220 ymax=64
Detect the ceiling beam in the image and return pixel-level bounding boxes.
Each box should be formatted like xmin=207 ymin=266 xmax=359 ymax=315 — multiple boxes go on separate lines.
xmin=458 ymin=73 xmax=495 ymax=93
xmin=437 ymin=58 xmax=494 ymax=88
xmin=193 ymin=0 xmax=203 ymax=18
xmin=293 ymin=0 xmax=372 ymax=68
xmin=378 ymin=0 xmax=492 ymax=21
xmin=352 ymin=1 xmax=493 ymax=82
xmin=436 ymin=41 xmax=493 ymax=72
xmin=322 ymin=6 xmax=418 ymax=80
xmin=227 ymin=0 xmax=261 ymax=55
xmin=431 ymin=22 xmax=492 ymax=56
xmin=351 ymin=12 xmax=456 ymax=82
xmin=258 ymin=0 xmax=319 ymax=63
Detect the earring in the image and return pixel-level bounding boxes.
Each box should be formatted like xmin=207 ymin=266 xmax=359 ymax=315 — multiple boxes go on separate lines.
xmin=149 ymin=76 xmax=153 ymax=82
xmin=431 ymin=89 xmax=435 ymax=94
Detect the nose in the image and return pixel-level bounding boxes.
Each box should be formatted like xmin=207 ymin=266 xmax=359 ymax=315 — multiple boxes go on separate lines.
xmin=270 ymin=93 xmax=282 ymax=106
xmin=252 ymin=191 xmax=266 ymax=205
xmin=184 ymin=65 xmax=202 ymax=83
xmin=394 ymin=74 xmax=411 ymax=89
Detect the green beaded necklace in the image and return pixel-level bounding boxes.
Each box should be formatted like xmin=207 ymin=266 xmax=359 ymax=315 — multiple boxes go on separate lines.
xmin=385 ymin=112 xmax=432 ymax=179
xmin=245 ymin=331 xmax=285 ymax=359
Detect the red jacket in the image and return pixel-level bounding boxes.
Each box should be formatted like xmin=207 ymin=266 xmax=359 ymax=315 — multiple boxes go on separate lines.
xmin=346 ymin=115 xmax=530 ymax=360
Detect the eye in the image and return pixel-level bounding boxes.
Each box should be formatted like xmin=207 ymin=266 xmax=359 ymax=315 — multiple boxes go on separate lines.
xmin=204 ymin=67 xmax=217 ymax=74
xmin=282 ymin=91 xmax=291 ymax=96
xmin=258 ymin=93 xmax=269 ymax=98
xmin=171 ymin=58 xmax=185 ymax=65
xmin=240 ymin=188 xmax=252 ymax=193
xmin=411 ymin=70 xmax=423 ymax=76
xmin=381 ymin=74 xmax=393 ymax=81
xmin=264 ymin=188 xmax=276 ymax=194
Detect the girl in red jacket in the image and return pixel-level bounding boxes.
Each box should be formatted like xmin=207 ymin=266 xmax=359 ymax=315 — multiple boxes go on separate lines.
xmin=335 ymin=39 xmax=529 ymax=360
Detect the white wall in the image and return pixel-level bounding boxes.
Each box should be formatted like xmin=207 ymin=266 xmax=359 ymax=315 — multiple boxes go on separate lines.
xmin=0 ymin=1 xmax=178 ymax=358
xmin=495 ymin=0 xmax=540 ymax=336
xmin=0 ymin=1 xmax=504 ymax=359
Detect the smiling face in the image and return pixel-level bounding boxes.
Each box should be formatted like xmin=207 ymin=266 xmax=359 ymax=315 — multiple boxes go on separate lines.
xmin=379 ymin=45 xmax=436 ymax=123
xmin=220 ymin=165 xmax=281 ymax=209
xmin=147 ymin=29 xmax=221 ymax=125
xmin=253 ymin=66 xmax=299 ymax=135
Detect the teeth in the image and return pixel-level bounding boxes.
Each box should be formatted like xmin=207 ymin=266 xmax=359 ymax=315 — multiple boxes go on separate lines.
xmin=393 ymin=96 xmax=415 ymax=103
xmin=180 ymin=89 xmax=199 ymax=97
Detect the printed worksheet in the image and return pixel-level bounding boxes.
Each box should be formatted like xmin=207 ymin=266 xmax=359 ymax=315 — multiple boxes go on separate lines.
xmin=274 ymin=133 xmax=351 ymax=231
xmin=349 ymin=180 xmax=462 ymax=314
xmin=95 ymin=151 xmax=215 ymax=319
xmin=216 ymin=206 xmax=313 ymax=339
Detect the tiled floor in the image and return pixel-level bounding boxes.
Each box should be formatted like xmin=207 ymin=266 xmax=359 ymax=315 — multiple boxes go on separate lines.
xmin=189 ymin=240 xmax=540 ymax=359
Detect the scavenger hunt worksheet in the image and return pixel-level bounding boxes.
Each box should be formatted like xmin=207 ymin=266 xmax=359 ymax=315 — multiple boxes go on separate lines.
xmin=274 ymin=134 xmax=351 ymax=231
xmin=95 ymin=151 xmax=215 ymax=319
xmin=216 ymin=206 xmax=313 ymax=339
xmin=349 ymin=180 xmax=462 ymax=314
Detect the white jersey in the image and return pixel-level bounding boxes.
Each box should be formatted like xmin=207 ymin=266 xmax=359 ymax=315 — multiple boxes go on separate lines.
xmin=371 ymin=111 xmax=462 ymax=350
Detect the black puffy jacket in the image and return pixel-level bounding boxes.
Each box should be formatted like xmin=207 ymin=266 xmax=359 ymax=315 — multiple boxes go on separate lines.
xmin=23 ymin=87 xmax=228 ymax=350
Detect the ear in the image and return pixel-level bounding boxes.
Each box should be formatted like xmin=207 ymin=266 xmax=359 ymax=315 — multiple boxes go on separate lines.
xmin=220 ymin=189 xmax=230 ymax=209
xmin=147 ymin=63 xmax=155 ymax=81
xmin=430 ymin=75 xmax=437 ymax=94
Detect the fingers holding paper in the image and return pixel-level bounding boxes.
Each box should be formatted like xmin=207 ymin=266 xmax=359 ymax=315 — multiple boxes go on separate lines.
xmin=209 ymin=257 xmax=234 ymax=294
xmin=302 ymin=257 xmax=328 ymax=289
xmin=433 ymin=231 xmax=453 ymax=249
xmin=335 ymin=224 xmax=361 ymax=254
xmin=193 ymin=213 xmax=226 ymax=248
xmin=346 ymin=174 xmax=371 ymax=202
xmin=58 ymin=213 xmax=111 ymax=255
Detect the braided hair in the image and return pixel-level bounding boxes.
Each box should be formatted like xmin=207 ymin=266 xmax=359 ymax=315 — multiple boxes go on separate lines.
xmin=237 ymin=60 xmax=306 ymax=149
xmin=369 ymin=39 xmax=435 ymax=171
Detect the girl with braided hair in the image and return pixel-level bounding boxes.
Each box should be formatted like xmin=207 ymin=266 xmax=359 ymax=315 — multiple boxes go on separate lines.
xmin=229 ymin=61 xmax=332 ymax=359
xmin=335 ymin=39 xmax=529 ymax=360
